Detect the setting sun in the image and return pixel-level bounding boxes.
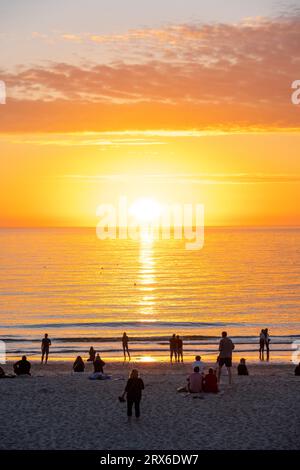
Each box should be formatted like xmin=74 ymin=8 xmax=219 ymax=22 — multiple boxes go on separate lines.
xmin=129 ymin=198 xmax=162 ymax=224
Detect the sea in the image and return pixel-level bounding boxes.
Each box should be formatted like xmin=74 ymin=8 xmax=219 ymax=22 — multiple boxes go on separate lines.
xmin=0 ymin=227 xmax=299 ymax=363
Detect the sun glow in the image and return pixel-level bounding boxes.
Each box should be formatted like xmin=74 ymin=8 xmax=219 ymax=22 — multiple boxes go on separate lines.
xmin=137 ymin=355 xmax=156 ymax=363
xmin=129 ymin=198 xmax=162 ymax=224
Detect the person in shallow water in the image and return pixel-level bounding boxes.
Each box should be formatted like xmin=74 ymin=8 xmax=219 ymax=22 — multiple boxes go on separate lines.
xmin=87 ymin=346 xmax=96 ymax=362
xmin=176 ymin=335 xmax=183 ymax=363
xmin=264 ymin=328 xmax=271 ymax=361
xmin=122 ymin=332 xmax=131 ymax=360
xmin=169 ymin=334 xmax=177 ymax=363
xmin=259 ymin=329 xmax=265 ymax=360
xmin=41 ymin=333 xmax=51 ymax=364
xmin=120 ymin=369 xmax=144 ymax=419
xmin=73 ymin=356 xmax=85 ymax=373
xmin=13 ymin=356 xmax=31 ymax=376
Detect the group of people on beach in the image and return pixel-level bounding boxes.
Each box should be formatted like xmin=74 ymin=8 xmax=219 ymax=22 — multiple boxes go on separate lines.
xmin=5 ymin=328 xmax=273 ymax=370
xmin=1 ymin=328 xmax=300 ymax=423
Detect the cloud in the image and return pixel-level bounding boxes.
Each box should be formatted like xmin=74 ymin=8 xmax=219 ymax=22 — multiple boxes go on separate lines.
xmin=1 ymin=15 xmax=300 ymax=132
xmin=58 ymin=172 xmax=300 ymax=185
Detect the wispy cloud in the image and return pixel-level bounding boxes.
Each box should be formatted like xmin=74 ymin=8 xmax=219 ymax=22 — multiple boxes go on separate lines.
xmin=1 ymin=15 xmax=300 ymax=132
xmin=58 ymin=172 xmax=300 ymax=185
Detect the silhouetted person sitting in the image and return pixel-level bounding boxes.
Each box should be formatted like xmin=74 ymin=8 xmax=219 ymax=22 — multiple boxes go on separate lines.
xmin=73 ymin=356 xmax=85 ymax=373
xmin=93 ymin=354 xmax=105 ymax=373
xmin=203 ymin=368 xmax=218 ymax=393
xmin=237 ymin=358 xmax=249 ymax=375
xmin=295 ymin=362 xmax=300 ymax=376
xmin=13 ymin=356 xmax=31 ymax=376
xmin=192 ymin=355 xmax=205 ymax=374
xmin=121 ymin=369 xmax=144 ymax=419
xmin=87 ymin=346 xmax=96 ymax=362
xmin=187 ymin=366 xmax=203 ymax=393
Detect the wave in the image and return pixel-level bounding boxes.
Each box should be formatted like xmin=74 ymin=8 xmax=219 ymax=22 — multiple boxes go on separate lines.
xmin=6 ymin=347 xmax=297 ymax=356
xmin=0 ymin=320 xmax=252 ymax=329
xmin=1 ymin=334 xmax=299 ymax=344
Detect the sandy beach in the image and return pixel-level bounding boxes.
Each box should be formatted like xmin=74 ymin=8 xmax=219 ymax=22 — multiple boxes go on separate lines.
xmin=0 ymin=361 xmax=299 ymax=450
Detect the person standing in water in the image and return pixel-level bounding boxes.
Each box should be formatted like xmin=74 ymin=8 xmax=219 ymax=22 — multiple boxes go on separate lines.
xmin=169 ymin=334 xmax=177 ymax=363
xmin=87 ymin=346 xmax=96 ymax=362
xmin=259 ymin=329 xmax=265 ymax=360
xmin=264 ymin=328 xmax=270 ymax=361
xmin=41 ymin=333 xmax=51 ymax=364
xmin=122 ymin=332 xmax=131 ymax=360
xmin=176 ymin=335 xmax=183 ymax=363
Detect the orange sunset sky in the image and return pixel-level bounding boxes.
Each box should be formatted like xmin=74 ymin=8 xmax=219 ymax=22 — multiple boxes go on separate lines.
xmin=0 ymin=0 xmax=300 ymax=227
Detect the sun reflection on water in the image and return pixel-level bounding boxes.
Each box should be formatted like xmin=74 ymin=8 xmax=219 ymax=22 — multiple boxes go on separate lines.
xmin=138 ymin=239 xmax=156 ymax=316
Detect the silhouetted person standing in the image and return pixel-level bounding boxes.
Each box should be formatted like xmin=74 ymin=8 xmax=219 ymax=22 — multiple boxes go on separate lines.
xmin=294 ymin=362 xmax=300 ymax=376
xmin=169 ymin=334 xmax=177 ymax=363
xmin=121 ymin=369 xmax=144 ymax=419
xmin=217 ymin=331 xmax=235 ymax=384
xmin=14 ymin=356 xmax=31 ymax=376
xmin=264 ymin=328 xmax=270 ymax=361
xmin=87 ymin=346 xmax=96 ymax=362
xmin=259 ymin=329 xmax=265 ymax=360
xmin=41 ymin=333 xmax=51 ymax=364
xmin=176 ymin=335 xmax=183 ymax=363
xmin=122 ymin=332 xmax=131 ymax=360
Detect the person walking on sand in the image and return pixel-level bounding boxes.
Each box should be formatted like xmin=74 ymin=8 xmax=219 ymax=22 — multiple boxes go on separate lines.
xmin=41 ymin=333 xmax=51 ymax=364
xmin=217 ymin=331 xmax=235 ymax=385
xmin=259 ymin=329 xmax=265 ymax=360
xmin=169 ymin=334 xmax=177 ymax=363
xmin=122 ymin=332 xmax=131 ymax=361
xmin=120 ymin=369 xmax=144 ymax=419
xmin=176 ymin=335 xmax=183 ymax=363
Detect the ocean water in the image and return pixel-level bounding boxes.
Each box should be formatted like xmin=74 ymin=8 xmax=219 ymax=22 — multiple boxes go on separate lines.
xmin=0 ymin=227 xmax=299 ymax=363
